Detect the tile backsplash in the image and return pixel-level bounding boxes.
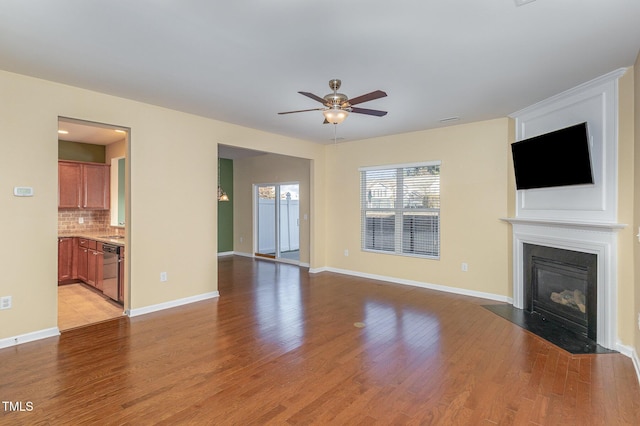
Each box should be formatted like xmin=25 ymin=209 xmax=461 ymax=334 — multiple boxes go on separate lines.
xmin=58 ymin=210 xmax=115 ymax=234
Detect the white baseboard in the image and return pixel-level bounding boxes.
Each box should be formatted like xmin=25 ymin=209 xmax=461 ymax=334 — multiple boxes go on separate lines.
xmin=127 ymin=291 xmax=220 ymax=318
xmin=617 ymin=343 xmax=640 ymax=384
xmin=233 ymin=251 xmax=254 ymax=258
xmin=227 ymin=251 xmax=309 ymax=268
xmin=632 ymin=348 xmax=640 ymax=386
xmin=616 ymin=342 xmax=634 ymax=358
xmin=217 ymin=251 xmax=234 ymax=257
xmin=310 ymin=266 xmax=511 ymax=303
xmin=0 ymin=327 xmax=60 ymax=350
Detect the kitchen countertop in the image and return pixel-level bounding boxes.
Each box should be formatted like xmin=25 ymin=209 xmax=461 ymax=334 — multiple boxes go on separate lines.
xmin=58 ymin=232 xmax=126 ymax=247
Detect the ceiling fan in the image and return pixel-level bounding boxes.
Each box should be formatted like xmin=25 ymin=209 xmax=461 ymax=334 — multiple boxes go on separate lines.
xmin=278 ymin=79 xmax=387 ymax=125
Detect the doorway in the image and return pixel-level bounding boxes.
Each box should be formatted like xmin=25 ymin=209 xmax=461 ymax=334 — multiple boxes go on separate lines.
xmin=255 ymin=183 xmax=300 ymax=262
xmin=57 ymin=117 xmax=129 ymax=331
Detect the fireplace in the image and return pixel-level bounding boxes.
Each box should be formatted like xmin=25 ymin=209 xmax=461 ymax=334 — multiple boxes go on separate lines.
xmin=524 ymin=244 xmax=597 ymax=341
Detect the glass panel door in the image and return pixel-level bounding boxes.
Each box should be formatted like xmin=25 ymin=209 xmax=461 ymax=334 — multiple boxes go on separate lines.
xmin=255 ymin=183 xmax=300 ymax=262
xmin=256 ymin=184 xmax=277 ymax=258
xmin=279 ymin=184 xmax=299 ymax=261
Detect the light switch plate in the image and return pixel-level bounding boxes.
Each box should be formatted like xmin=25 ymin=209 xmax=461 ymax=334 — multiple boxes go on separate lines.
xmin=0 ymin=296 xmax=12 ymax=310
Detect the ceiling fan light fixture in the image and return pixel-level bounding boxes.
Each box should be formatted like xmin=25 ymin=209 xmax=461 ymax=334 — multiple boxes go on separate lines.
xmin=323 ymin=107 xmax=349 ymax=124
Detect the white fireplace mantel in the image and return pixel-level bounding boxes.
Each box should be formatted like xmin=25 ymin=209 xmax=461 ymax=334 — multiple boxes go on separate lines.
xmin=505 ymin=69 xmax=628 ymax=351
xmin=501 ymin=217 xmax=627 ymax=232
xmin=502 ymin=217 xmax=626 ymax=350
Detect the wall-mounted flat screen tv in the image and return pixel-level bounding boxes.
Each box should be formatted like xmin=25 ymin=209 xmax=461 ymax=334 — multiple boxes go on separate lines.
xmin=511 ymin=122 xmax=594 ymax=190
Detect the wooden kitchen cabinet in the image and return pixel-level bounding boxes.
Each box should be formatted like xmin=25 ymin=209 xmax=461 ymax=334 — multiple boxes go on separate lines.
xmin=58 ymin=162 xmax=82 ymax=208
xmin=65 ymin=238 xmax=105 ymax=290
xmin=57 ymin=237 xmax=75 ymax=284
xmin=87 ymin=243 xmax=104 ymax=290
xmin=76 ymin=239 xmax=89 ymax=283
xmin=118 ymin=246 xmax=125 ymax=303
xmin=82 ymin=163 xmax=110 ymax=209
xmin=58 ymin=161 xmax=110 ymax=210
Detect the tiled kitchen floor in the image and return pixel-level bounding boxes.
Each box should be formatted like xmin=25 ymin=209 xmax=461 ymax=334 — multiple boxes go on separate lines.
xmin=58 ymin=283 xmax=124 ymax=331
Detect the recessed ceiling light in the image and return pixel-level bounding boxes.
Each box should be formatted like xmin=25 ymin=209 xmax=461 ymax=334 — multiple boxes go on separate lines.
xmin=514 ymin=0 xmax=536 ymax=6
xmin=58 ymin=130 xmax=69 ymax=134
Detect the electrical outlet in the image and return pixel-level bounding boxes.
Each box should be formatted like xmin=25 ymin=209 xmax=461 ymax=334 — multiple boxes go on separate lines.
xmin=78 ymin=217 xmax=84 ymax=224
xmin=344 ymin=249 xmax=349 ymax=257
xmin=160 ymin=272 xmax=168 ymax=282
xmin=461 ymin=262 xmax=469 ymax=272
xmin=0 ymin=296 xmax=12 ymax=310
xmin=637 ymin=313 xmax=640 ymax=331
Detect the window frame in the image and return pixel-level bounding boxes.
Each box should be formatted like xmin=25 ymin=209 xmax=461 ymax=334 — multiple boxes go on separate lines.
xmin=360 ymin=161 xmax=441 ymax=259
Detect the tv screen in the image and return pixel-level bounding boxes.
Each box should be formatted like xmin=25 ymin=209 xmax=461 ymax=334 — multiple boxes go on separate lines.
xmin=511 ymin=122 xmax=594 ymax=190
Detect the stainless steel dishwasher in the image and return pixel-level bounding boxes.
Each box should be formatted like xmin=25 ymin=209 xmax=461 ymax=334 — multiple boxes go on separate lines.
xmin=102 ymin=244 xmax=121 ymax=303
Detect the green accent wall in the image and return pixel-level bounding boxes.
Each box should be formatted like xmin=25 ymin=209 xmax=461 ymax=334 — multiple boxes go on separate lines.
xmin=218 ymin=158 xmax=234 ymax=252
xmin=58 ymin=140 xmax=106 ymax=162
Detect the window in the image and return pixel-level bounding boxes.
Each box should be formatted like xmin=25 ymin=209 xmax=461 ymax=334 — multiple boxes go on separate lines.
xmin=360 ymin=162 xmax=441 ymax=258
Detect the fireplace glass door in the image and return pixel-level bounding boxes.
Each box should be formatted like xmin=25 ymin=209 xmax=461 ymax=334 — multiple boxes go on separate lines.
xmin=532 ymin=258 xmax=588 ymax=333
xmin=524 ymin=244 xmax=597 ymax=340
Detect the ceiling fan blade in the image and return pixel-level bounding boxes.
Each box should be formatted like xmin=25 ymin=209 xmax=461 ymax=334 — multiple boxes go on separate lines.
xmin=348 ymin=90 xmax=387 ymax=106
xmin=278 ymin=107 xmax=325 ymax=115
xmin=298 ymin=91 xmax=327 ymax=105
xmin=351 ymin=107 xmax=388 ymax=117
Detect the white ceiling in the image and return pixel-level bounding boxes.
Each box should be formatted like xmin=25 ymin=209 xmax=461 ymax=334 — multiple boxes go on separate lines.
xmin=58 ymin=118 xmax=128 ymax=145
xmin=2 ymin=1 xmax=639 ymax=145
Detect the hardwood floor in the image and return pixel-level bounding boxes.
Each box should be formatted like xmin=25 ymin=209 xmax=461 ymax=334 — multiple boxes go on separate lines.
xmin=2 ymin=256 xmax=639 ymax=424
xmin=58 ymin=283 xmax=124 ymax=331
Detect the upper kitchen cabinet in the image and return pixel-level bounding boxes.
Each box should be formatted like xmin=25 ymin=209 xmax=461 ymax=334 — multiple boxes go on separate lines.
xmin=58 ymin=160 xmax=110 ymax=210
xmin=58 ymin=161 xmax=82 ymax=208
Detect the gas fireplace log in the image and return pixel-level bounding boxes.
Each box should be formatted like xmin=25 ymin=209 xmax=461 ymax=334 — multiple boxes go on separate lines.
xmin=550 ymin=289 xmax=586 ymax=314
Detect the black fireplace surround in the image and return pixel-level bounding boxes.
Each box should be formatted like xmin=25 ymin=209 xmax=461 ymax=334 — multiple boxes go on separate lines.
xmin=523 ymin=243 xmax=597 ymax=341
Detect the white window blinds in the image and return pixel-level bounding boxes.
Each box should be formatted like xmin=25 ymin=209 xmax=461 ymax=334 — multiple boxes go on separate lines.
xmin=360 ymin=162 xmax=441 ymax=258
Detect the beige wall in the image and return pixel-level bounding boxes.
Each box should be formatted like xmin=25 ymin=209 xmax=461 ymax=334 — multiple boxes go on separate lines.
xmin=618 ymin=68 xmax=636 ymax=346
xmin=105 ymin=138 xmax=126 ymax=161
xmin=2 ymin=65 xmax=638 ymax=353
xmin=634 ymin=56 xmax=640 ymax=357
xmin=233 ymin=153 xmax=311 ymax=264
xmin=323 ymin=118 xmax=512 ymax=297
xmin=0 ymin=70 xmax=322 ymax=340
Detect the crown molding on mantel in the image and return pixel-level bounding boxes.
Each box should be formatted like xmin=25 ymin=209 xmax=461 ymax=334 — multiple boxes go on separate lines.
xmin=501 ymin=217 xmax=627 ymax=232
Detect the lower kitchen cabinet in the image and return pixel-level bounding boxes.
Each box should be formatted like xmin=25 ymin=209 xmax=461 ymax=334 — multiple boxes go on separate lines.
xmin=57 ymin=237 xmax=74 ymax=284
xmin=118 ymin=246 xmax=125 ymax=303
xmin=76 ymin=239 xmax=89 ymax=282
xmin=87 ymin=244 xmax=104 ymax=290
xmin=70 ymin=238 xmax=106 ymax=290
